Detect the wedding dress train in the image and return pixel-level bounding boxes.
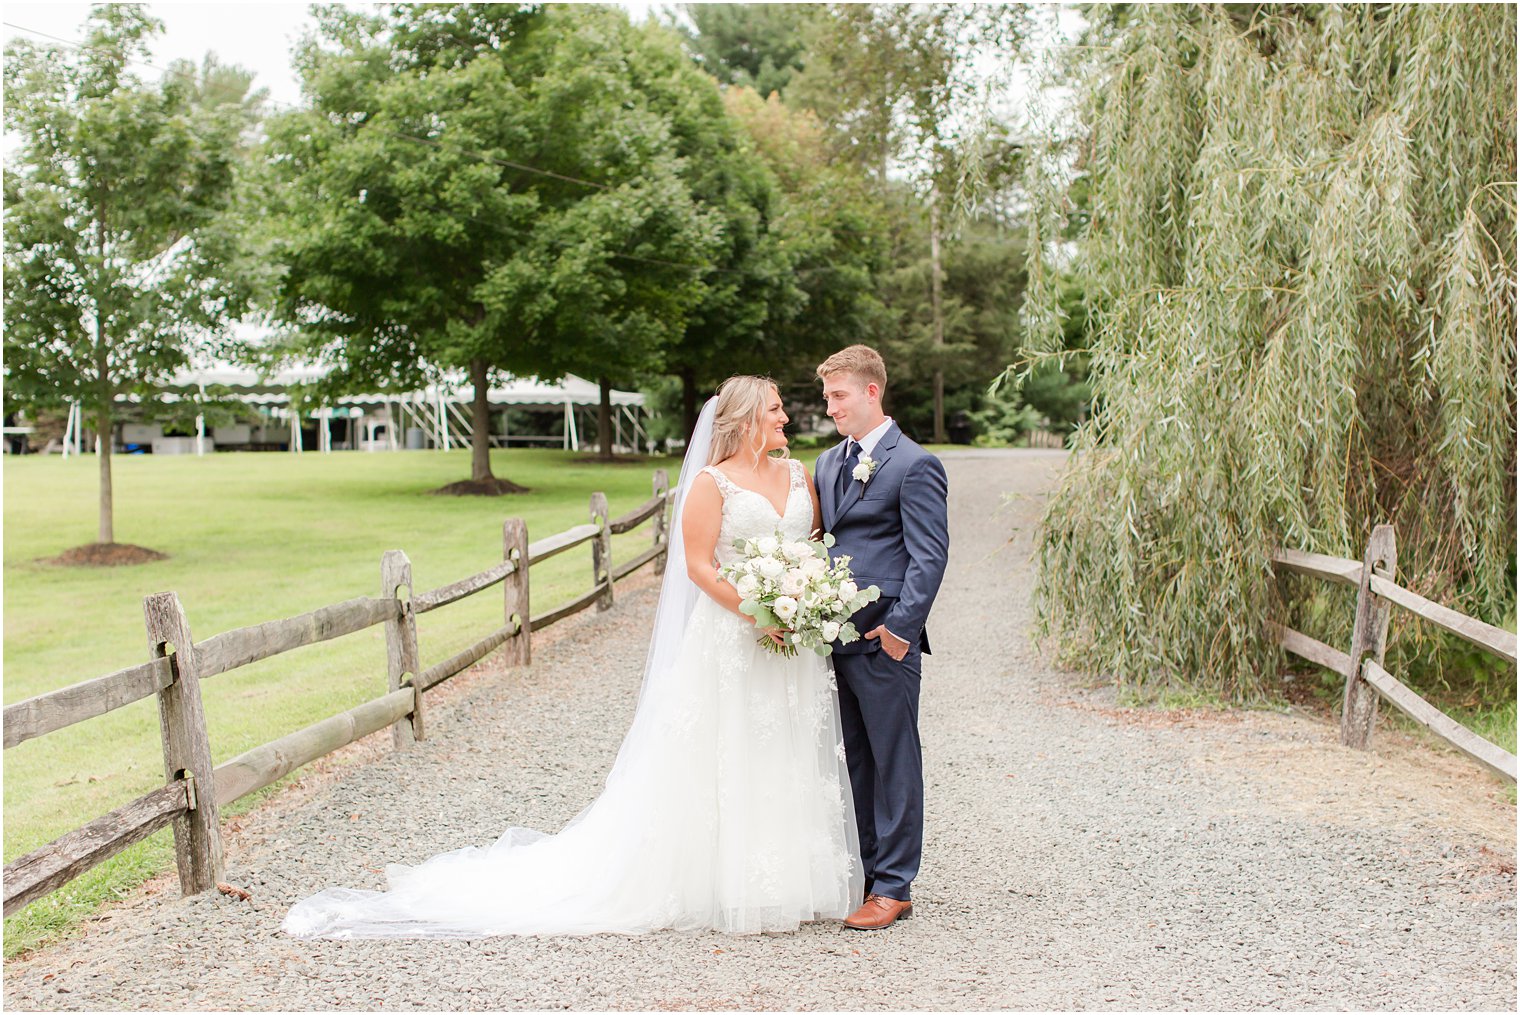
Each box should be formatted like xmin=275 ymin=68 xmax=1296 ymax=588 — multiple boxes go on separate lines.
xmin=282 ymin=452 xmax=861 ymax=938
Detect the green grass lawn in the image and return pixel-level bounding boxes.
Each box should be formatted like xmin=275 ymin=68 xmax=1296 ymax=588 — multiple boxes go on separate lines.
xmin=6 ymin=446 xmax=829 ymax=956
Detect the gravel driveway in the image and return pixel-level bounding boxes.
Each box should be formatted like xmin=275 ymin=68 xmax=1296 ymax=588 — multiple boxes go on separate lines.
xmin=5 ymin=450 xmax=1514 ymax=1011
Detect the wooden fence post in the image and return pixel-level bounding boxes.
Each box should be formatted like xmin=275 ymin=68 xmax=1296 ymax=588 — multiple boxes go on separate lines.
xmin=1342 ymin=524 xmax=1398 ymax=750
xmin=590 ymin=492 xmax=613 ymax=611
xmin=503 ymin=518 xmax=531 ymax=666
xmin=651 ymin=468 xmax=669 ymax=576
xmin=382 ymin=550 xmax=424 ymax=746
xmin=142 ymin=592 xmax=224 ymax=896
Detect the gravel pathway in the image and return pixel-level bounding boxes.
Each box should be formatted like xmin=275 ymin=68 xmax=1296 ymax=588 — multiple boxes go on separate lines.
xmin=5 ymin=450 xmax=1514 ymax=1011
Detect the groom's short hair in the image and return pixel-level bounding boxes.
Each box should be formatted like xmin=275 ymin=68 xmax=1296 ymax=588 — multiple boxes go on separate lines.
xmin=817 ymin=345 xmax=887 ymax=392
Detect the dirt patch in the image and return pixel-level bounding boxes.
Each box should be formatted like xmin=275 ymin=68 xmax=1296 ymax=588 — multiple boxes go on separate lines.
xmin=431 ymin=476 xmax=530 ymax=496
xmin=40 ymin=542 xmax=169 ymax=567
xmin=1056 ymin=699 xmax=1249 ymax=729
xmin=1169 ymin=708 xmax=1518 ymax=843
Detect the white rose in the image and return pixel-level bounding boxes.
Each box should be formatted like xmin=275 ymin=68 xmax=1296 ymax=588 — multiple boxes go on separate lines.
xmin=821 ymin=620 xmax=841 ymax=642
xmin=780 ymin=570 xmax=806 ymax=596
xmin=782 ymin=541 xmax=810 ymax=562
xmin=852 ymin=455 xmax=874 ymax=483
xmin=757 ymin=557 xmax=785 ymax=579
xmin=756 ymin=536 xmax=780 ymax=557
xmin=800 ymin=555 xmax=828 ymax=578
xmin=772 ymin=596 xmax=799 ymax=623
xmin=736 ymin=573 xmax=759 ymax=597
xmin=837 ymin=580 xmax=858 ymax=601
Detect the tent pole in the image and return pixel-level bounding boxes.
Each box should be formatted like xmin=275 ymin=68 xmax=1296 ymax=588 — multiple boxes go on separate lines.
xmin=195 ymin=383 xmax=206 ymax=456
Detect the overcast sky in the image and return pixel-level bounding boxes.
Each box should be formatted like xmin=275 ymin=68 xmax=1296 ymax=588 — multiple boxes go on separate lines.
xmin=3 ymin=2 xmax=665 ymax=112
xmin=4 ymin=3 xmax=1080 ymax=125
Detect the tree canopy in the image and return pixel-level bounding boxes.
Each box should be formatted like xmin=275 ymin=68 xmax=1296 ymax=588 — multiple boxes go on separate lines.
xmin=676 ymin=3 xmax=817 ymax=100
xmin=263 ymin=4 xmax=717 ymax=482
xmin=3 ymin=5 xmax=261 ymax=545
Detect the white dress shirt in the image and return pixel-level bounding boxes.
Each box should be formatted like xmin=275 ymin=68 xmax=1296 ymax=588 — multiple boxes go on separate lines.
xmin=849 ymin=416 xmax=894 ymax=457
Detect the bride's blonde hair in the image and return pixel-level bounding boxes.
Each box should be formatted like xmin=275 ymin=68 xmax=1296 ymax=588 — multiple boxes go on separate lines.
xmin=707 ymin=375 xmax=789 ymax=466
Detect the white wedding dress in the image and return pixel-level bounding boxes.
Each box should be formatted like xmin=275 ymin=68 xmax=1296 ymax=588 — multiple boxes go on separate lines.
xmin=282 ymin=450 xmax=861 ymax=938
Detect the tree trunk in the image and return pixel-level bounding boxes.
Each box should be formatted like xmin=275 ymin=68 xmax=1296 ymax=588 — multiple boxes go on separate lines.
xmin=470 ymin=357 xmax=493 ymax=482
xmin=96 ymin=404 xmax=114 ymax=544
xmin=597 ymin=376 xmax=614 ymax=461
xmin=680 ymin=368 xmax=699 ymax=440
xmin=929 ymin=182 xmax=947 ymax=444
xmin=95 ymin=329 xmax=114 ymax=544
xmin=94 ymin=218 xmax=114 ymax=545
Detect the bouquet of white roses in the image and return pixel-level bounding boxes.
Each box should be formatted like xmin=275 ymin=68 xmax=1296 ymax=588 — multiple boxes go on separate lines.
xmin=718 ymin=531 xmax=881 ymax=657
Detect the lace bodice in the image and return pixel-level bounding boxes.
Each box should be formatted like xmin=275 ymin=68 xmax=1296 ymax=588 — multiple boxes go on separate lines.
xmin=701 ymin=458 xmax=812 ymax=565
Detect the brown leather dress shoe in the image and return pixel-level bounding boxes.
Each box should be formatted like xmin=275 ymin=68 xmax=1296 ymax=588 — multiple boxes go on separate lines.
xmin=843 ymin=894 xmax=913 ymax=930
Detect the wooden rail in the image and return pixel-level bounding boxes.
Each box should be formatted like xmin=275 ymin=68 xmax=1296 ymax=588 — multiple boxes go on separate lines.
xmin=529 ymin=583 xmax=608 ymax=630
xmin=1365 ymin=574 xmax=1516 ymax=664
xmin=2 ymin=468 xmax=671 ymax=916
xmin=411 ymin=558 xmax=517 ymax=615
xmin=415 ymin=620 xmax=522 ymax=693
xmin=195 ymin=596 xmax=401 ymax=679
xmin=1361 ymin=661 xmax=1517 ymax=781
xmin=612 ymin=543 xmax=666 ymax=581
xmin=1270 ymin=524 xmax=1516 ymax=782
xmin=210 ymin=688 xmax=418 ymax=807
xmin=1271 ymin=548 xmax=1363 ymax=587
xmin=1264 ymin=621 xmax=1352 ymax=677
xmin=608 ymin=491 xmax=669 ymax=534
xmin=527 ymin=523 xmax=600 ymax=564
xmin=4 ymin=657 xmax=173 ymax=750
xmin=3 ymin=779 xmax=193 ymax=917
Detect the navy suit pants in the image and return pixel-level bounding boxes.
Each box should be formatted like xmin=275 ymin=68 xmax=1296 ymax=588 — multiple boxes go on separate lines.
xmin=833 ymin=646 xmax=923 ymax=902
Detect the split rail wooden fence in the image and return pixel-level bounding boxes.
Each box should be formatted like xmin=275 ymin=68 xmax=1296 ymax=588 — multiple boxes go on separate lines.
xmin=1269 ymin=523 xmax=1517 ymax=782
xmin=2 ymin=470 xmax=672 ymax=916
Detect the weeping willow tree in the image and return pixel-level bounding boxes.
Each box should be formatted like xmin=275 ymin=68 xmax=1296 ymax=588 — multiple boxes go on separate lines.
xmin=1022 ymin=5 xmax=1516 ymax=701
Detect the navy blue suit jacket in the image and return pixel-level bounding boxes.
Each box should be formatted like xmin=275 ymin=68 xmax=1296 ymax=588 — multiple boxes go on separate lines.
xmin=815 ymin=423 xmax=949 ymax=656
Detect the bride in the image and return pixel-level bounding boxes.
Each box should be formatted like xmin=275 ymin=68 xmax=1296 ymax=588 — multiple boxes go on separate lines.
xmin=282 ymin=376 xmax=862 ymax=938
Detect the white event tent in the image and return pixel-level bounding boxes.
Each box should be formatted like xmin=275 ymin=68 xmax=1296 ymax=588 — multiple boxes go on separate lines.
xmin=82 ymin=360 xmax=649 ymax=456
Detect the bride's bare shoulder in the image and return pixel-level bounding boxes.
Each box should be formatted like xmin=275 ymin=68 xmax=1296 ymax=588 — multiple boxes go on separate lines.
xmin=682 ymin=470 xmax=723 ymax=531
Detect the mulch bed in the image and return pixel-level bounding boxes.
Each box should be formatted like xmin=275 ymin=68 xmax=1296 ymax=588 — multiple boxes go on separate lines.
xmin=430 ymin=477 xmax=530 ymax=496
xmin=41 ymin=543 xmax=169 ymax=567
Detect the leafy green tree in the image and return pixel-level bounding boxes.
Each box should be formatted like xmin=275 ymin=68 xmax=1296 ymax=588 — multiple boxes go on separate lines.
xmin=264 ymin=4 xmax=715 ymax=485
xmin=485 ymin=11 xmax=723 ymax=461
xmin=675 ymin=3 xmax=818 ymax=99
xmin=558 ymin=17 xmax=793 ymax=453
xmin=3 ymin=5 xmax=261 ymax=549
xmin=701 ymin=87 xmax=892 ymax=433
xmin=879 ymin=211 xmax=1027 ymax=440
xmin=1025 ymin=4 xmax=1517 ymax=700
xmin=793 ymin=3 xmax=1028 ymax=441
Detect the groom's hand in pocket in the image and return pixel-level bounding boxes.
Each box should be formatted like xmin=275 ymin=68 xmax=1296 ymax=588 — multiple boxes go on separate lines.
xmin=865 ymin=626 xmax=909 ymax=661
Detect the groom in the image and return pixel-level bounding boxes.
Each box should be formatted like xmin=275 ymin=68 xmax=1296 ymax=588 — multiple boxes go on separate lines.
xmin=814 ymin=345 xmax=950 ymax=931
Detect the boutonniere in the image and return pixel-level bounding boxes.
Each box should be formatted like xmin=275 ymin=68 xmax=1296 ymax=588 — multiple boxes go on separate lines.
xmin=852 ymin=452 xmax=878 ymax=486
